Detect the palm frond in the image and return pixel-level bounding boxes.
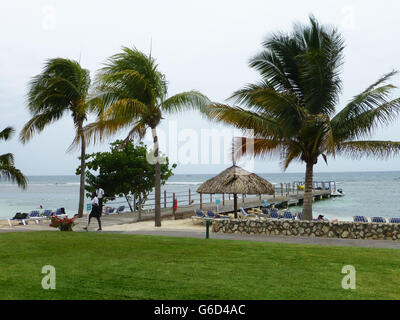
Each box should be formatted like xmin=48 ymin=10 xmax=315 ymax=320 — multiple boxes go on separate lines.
xmin=20 ymin=108 xmax=66 ymax=143
xmin=336 ymin=140 xmax=400 ymax=159
xmin=203 ymin=103 xmax=283 ymax=138
xmin=0 ymin=153 xmax=15 ymax=166
xmin=161 ymin=91 xmax=210 ymax=113
xmin=0 ymin=127 xmax=14 ymax=141
xmin=0 ymin=164 xmax=27 ymax=189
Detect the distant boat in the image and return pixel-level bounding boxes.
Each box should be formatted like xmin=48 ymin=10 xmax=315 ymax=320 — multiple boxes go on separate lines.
xmin=331 ymin=188 xmax=345 ymax=197
xmin=293 ymin=180 xmax=345 ymax=197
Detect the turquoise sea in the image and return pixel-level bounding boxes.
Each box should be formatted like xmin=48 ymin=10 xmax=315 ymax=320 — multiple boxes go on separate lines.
xmin=1 ymin=171 xmax=400 ymax=221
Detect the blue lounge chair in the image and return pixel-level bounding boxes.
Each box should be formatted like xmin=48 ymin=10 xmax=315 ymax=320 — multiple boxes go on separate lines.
xmin=50 ymin=208 xmax=68 ymax=219
xmin=116 ymin=206 xmax=125 ymax=214
xmin=239 ymin=207 xmax=257 ymax=219
xmin=269 ymin=208 xmax=279 ymax=219
xmin=353 ymin=216 xmax=368 ymax=223
xmin=195 ymin=210 xmax=207 ymax=218
xmin=371 ymin=217 xmax=386 ymax=223
xmin=104 ymin=207 xmax=115 ymax=215
xmin=26 ymin=210 xmax=49 ymax=224
xmin=269 ymin=212 xmax=279 ymax=219
xmin=207 ymin=210 xmax=230 ymax=219
xmin=42 ymin=209 xmax=53 ymax=218
xmin=262 ymin=208 xmax=269 ymax=215
xmin=282 ymin=211 xmax=294 ymax=220
xmin=389 ymin=217 xmax=400 ymax=223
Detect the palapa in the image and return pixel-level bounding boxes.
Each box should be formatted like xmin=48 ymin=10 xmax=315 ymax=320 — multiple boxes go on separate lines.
xmin=197 ymin=165 xmax=274 ymax=218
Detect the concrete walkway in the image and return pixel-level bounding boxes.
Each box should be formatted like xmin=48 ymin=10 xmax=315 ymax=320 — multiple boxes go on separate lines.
xmin=1 ymin=212 xmax=400 ymax=249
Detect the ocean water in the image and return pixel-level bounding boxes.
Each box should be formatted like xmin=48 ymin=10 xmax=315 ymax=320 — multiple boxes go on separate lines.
xmin=1 ymin=171 xmax=400 ymax=221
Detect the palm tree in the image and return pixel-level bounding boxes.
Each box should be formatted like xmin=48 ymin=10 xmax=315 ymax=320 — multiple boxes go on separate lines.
xmin=84 ymin=47 xmax=210 ymax=227
xmin=203 ymin=16 xmax=400 ymax=220
xmin=20 ymin=58 xmax=92 ymax=217
xmin=0 ymin=127 xmax=27 ymax=189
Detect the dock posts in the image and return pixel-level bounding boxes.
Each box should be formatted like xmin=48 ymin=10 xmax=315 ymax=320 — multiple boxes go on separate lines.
xmin=222 ymin=193 xmax=225 ymax=206
xmin=188 ymin=188 xmax=191 ymax=205
xmin=242 ymin=194 xmax=245 ymax=203
xmin=172 ymin=193 xmax=176 ymax=218
xmin=200 ymin=192 xmax=203 ymax=210
xmin=281 ymin=183 xmax=283 ymax=196
xmin=210 ymin=194 xmax=212 ymax=203
xmin=259 ymin=193 xmax=261 ymax=201
xmin=164 ymin=190 xmax=167 ymax=208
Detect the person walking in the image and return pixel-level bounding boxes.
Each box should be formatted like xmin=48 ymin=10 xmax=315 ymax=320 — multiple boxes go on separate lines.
xmin=96 ymin=185 xmax=105 ymax=215
xmin=83 ymin=191 xmax=102 ymax=231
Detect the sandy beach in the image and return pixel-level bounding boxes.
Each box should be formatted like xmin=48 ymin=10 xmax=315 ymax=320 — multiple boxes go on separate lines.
xmin=0 ymin=215 xmax=206 ymax=233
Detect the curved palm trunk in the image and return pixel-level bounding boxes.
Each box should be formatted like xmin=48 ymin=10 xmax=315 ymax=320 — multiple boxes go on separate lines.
xmin=151 ymin=127 xmax=161 ymax=227
xmin=78 ymin=126 xmax=86 ymax=217
xmin=301 ymin=162 xmax=314 ymax=220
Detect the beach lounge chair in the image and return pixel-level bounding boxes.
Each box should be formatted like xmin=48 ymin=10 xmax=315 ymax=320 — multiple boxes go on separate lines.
xmin=269 ymin=211 xmax=280 ymax=219
xmin=8 ymin=213 xmax=29 ymax=227
xmin=41 ymin=209 xmax=53 ymax=218
xmin=104 ymin=207 xmax=115 ymax=215
xmin=353 ymin=216 xmax=368 ymax=223
xmin=52 ymin=208 xmax=68 ymax=219
xmin=116 ymin=206 xmax=125 ymax=214
xmin=262 ymin=208 xmax=269 ymax=215
xmin=389 ymin=218 xmax=400 ymax=223
xmin=25 ymin=210 xmax=48 ymax=224
xmin=239 ymin=207 xmax=257 ymax=219
xmin=206 ymin=210 xmax=230 ymax=219
xmin=269 ymin=208 xmax=279 ymax=219
xmin=195 ymin=210 xmax=207 ymax=218
xmin=282 ymin=211 xmax=294 ymax=220
xmin=371 ymin=217 xmax=386 ymax=223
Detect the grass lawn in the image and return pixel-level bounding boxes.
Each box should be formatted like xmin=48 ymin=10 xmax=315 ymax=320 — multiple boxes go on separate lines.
xmin=0 ymin=231 xmax=399 ymax=299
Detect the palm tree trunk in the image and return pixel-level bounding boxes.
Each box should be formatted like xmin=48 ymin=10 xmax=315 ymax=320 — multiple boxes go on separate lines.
xmin=302 ymin=162 xmax=314 ymax=220
xmin=151 ymin=127 xmax=161 ymax=227
xmin=78 ymin=127 xmax=86 ymax=217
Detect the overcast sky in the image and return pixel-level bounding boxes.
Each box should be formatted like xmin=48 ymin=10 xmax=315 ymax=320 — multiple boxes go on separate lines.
xmin=1 ymin=0 xmax=400 ymax=175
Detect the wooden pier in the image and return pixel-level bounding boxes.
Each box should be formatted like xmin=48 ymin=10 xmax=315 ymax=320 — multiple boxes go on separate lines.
xmin=107 ymin=188 xmax=332 ymax=221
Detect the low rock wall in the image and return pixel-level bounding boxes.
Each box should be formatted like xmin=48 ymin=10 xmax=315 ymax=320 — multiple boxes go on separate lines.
xmin=211 ymin=218 xmax=400 ymax=240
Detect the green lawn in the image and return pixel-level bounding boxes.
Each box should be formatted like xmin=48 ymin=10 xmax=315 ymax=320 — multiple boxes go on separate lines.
xmin=0 ymin=231 xmax=399 ymax=299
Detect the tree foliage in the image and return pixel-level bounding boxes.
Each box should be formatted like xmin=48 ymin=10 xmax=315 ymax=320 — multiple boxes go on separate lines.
xmin=76 ymin=140 xmax=176 ymax=215
xmin=0 ymin=127 xmax=27 ymax=189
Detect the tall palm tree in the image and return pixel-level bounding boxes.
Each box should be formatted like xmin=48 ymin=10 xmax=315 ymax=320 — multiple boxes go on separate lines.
xmin=84 ymin=47 xmax=210 ymax=227
xmin=20 ymin=58 xmax=92 ymax=217
xmin=0 ymin=127 xmax=27 ymax=189
xmin=203 ymin=16 xmax=400 ymax=220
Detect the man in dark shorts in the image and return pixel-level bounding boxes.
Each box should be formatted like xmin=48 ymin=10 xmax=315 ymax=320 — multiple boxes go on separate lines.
xmin=83 ymin=191 xmax=102 ymax=231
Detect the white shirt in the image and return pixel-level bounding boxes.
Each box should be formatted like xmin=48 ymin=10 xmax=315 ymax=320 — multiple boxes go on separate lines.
xmin=96 ymin=188 xmax=104 ymax=199
xmin=92 ymin=196 xmax=99 ymax=206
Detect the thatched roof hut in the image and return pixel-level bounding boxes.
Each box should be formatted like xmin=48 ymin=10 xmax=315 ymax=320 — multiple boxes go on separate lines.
xmin=196 ymin=165 xmax=274 ymax=218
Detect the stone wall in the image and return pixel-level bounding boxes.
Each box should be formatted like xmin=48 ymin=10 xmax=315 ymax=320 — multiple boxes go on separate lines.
xmin=211 ymin=218 xmax=400 ymax=240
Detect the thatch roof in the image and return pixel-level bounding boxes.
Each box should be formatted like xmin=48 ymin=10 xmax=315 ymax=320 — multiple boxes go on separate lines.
xmin=196 ymin=165 xmax=274 ymax=195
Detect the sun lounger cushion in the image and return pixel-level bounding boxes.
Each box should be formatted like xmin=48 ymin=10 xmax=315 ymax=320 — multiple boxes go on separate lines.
xmin=353 ymin=216 xmax=368 ymax=223
xmin=371 ymin=217 xmax=386 ymax=223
